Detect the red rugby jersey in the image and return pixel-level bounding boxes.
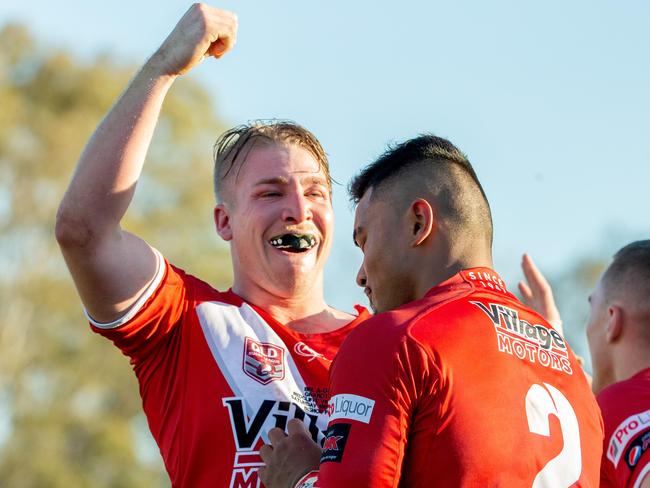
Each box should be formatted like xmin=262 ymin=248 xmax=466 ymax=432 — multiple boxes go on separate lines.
xmin=598 ymin=368 xmax=650 ymax=488
xmin=89 ymin=250 xmax=370 ymax=487
xmin=310 ymin=268 xmax=602 ymax=487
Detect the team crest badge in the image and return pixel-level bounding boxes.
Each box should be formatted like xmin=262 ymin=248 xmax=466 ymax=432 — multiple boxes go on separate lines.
xmin=243 ymin=337 xmax=285 ymax=385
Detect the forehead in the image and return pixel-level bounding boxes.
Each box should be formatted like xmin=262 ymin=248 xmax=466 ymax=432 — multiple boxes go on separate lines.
xmin=236 ymin=143 xmax=326 ymax=184
xmin=354 ymin=189 xmax=382 ymax=229
xmin=590 ymin=273 xmax=607 ymax=303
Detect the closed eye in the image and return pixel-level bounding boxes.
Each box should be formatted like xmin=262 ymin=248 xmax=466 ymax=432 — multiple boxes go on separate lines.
xmin=259 ymin=191 xmax=282 ymax=198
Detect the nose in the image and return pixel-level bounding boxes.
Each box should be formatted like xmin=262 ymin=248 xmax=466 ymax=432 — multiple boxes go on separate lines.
xmin=282 ymin=191 xmax=312 ymax=223
xmin=356 ymin=264 xmax=367 ymax=288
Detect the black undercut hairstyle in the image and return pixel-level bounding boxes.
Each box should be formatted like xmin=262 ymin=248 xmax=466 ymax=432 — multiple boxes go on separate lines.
xmin=349 ymin=134 xmax=487 ymax=203
xmin=349 ymin=134 xmax=493 ymax=244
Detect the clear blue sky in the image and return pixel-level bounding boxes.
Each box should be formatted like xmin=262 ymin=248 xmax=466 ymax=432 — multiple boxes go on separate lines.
xmin=3 ymin=0 xmax=649 ymax=312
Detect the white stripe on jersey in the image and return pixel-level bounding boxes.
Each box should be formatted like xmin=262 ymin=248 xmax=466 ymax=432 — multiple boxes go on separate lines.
xmin=196 ymin=301 xmax=328 ymax=445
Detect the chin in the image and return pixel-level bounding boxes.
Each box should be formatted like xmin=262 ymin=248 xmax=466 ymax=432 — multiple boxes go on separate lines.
xmin=272 ymin=266 xmax=321 ymax=293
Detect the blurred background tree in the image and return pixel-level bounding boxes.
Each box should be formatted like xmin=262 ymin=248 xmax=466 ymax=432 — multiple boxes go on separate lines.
xmin=0 ymin=22 xmax=231 ymax=486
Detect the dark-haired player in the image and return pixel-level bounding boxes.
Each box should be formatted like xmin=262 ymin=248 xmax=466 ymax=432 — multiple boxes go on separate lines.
xmin=259 ymin=135 xmax=602 ymax=487
xmin=55 ymin=5 xmax=368 ymax=487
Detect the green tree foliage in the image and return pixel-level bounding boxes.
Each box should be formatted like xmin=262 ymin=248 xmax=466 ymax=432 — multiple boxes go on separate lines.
xmin=0 ymin=23 xmax=232 ymax=486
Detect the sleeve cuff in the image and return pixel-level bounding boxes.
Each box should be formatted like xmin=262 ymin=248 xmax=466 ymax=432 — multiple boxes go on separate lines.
xmin=85 ymin=247 xmax=165 ymax=329
xmin=294 ymin=470 xmax=320 ymax=488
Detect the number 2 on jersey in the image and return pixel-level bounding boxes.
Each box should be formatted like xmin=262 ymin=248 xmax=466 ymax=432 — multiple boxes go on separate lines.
xmin=525 ymin=383 xmax=581 ymax=487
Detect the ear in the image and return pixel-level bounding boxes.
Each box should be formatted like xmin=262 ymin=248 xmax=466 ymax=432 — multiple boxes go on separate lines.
xmin=409 ymin=199 xmax=434 ymax=247
xmin=605 ymin=305 xmax=623 ymax=343
xmin=214 ymin=204 xmax=233 ymax=241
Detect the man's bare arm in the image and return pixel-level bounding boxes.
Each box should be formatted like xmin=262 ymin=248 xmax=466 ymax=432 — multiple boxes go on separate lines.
xmin=55 ymin=4 xmax=237 ymax=322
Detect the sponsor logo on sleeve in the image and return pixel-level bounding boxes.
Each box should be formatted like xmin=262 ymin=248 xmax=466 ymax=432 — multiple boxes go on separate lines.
xmin=326 ymin=394 xmax=375 ymax=424
xmin=320 ymin=423 xmax=351 ymax=464
xmin=243 ymin=337 xmax=285 ymax=385
xmin=624 ymin=431 xmax=650 ymax=470
xmin=606 ymin=408 xmax=650 ymax=467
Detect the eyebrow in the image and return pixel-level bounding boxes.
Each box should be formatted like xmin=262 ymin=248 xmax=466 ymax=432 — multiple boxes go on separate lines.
xmin=254 ymin=177 xmax=289 ymax=186
xmin=303 ymin=176 xmax=329 ymax=186
xmin=253 ymin=175 xmax=329 ymax=187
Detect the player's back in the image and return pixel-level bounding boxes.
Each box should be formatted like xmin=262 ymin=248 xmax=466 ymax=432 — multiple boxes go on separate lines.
xmin=400 ymin=269 xmax=602 ymax=486
xmin=323 ymin=268 xmax=602 ymax=487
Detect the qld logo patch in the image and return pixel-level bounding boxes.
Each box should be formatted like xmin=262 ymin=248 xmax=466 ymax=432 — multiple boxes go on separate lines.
xmin=320 ymin=423 xmax=351 ymax=463
xmin=243 ymin=337 xmax=285 ymax=385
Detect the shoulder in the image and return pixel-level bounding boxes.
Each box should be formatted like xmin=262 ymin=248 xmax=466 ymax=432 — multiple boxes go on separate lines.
xmin=598 ymin=373 xmax=650 ymax=408
xmin=598 ymin=374 xmax=650 ymax=427
xmin=338 ymin=294 xmax=464 ymax=364
xmin=163 ymin=257 xmax=234 ymax=304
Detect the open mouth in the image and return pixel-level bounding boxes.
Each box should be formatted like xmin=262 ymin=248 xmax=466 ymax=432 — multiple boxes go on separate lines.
xmin=269 ymin=233 xmax=317 ymax=253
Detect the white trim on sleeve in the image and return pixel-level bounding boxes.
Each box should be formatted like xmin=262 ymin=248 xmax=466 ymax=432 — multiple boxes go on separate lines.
xmin=633 ymin=463 xmax=650 ymax=488
xmin=85 ymin=247 xmax=166 ymax=330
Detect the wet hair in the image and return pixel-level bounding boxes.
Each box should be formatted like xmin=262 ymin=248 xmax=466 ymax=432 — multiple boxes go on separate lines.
xmin=213 ymin=120 xmax=331 ymax=203
xmin=349 ymin=134 xmax=493 ymax=246
xmin=603 ymin=240 xmax=650 ymax=303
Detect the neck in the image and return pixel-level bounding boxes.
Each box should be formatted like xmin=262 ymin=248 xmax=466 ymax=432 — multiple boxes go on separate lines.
xmin=613 ymin=344 xmax=650 ymax=383
xmin=232 ymin=275 xmax=352 ymax=334
xmin=413 ymin=245 xmax=493 ymax=300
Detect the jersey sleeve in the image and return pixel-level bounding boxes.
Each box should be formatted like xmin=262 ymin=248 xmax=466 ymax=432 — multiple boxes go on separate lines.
xmin=629 ymin=452 xmax=650 ymax=488
xmin=315 ymin=321 xmax=436 ymax=487
xmin=88 ymin=249 xmax=189 ymax=363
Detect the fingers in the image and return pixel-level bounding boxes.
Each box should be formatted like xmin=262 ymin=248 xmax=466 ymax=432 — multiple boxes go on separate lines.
xmin=520 ymin=253 xmax=564 ymax=335
xmin=518 ymin=280 xmax=533 ymax=305
xmin=287 ymin=418 xmax=310 ymax=436
xmin=198 ymin=5 xmax=238 ymax=59
xmin=268 ymin=427 xmax=287 ymax=446
xmin=203 ymin=10 xmax=238 ymax=59
xmin=521 ymin=254 xmax=550 ymax=297
xmin=259 ymin=427 xmax=287 ymax=464
xmin=259 ymin=443 xmax=273 ymax=463
xmin=520 ymin=253 xmax=553 ymax=305
xmin=153 ymin=3 xmax=238 ymax=75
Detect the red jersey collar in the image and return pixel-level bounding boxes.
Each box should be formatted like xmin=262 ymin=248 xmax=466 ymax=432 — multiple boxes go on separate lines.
xmin=424 ymin=267 xmax=514 ymax=300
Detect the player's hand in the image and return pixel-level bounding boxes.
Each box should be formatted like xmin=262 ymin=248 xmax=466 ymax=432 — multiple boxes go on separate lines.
xmin=151 ymin=3 xmax=238 ymax=76
xmin=518 ymin=253 xmax=564 ymax=336
xmin=258 ymin=419 xmax=322 ymax=488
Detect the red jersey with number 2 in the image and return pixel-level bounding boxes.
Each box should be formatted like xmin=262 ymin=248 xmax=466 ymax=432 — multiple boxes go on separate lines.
xmin=312 ymin=268 xmax=602 ymax=487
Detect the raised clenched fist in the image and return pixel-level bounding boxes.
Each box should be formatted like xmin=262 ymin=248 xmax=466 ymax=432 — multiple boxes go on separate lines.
xmin=151 ymin=3 xmax=238 ymax=76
